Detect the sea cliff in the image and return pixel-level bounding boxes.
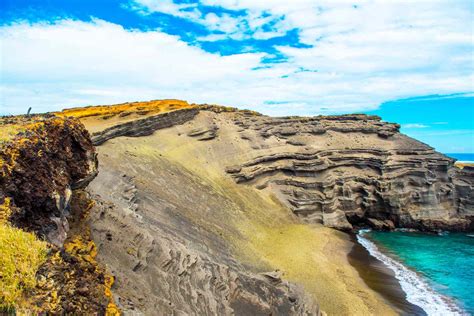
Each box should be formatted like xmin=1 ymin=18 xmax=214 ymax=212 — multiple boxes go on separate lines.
xmin=1 ymin=99 xmax=472 ymax=314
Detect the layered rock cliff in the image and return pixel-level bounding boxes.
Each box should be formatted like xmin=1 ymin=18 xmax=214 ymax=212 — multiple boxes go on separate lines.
xmin=82 ymin=102 xmax=473 ymax=233
xmin=224 ymin=113 xmax=474 ymax=232
xmin=1 ymin=99 xmax=472 ymax=315
xmin=64 ymin=99 xmax=472 ymax=315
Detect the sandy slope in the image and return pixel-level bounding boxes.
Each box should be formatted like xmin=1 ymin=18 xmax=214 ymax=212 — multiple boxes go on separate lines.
xmin=86 ymin=110 xmax=396 ymax=315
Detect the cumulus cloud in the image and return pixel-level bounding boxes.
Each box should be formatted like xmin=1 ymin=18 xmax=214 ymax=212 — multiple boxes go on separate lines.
xmin=0 ymin=0 xmax=473 ymax=115
xmin=130 ymin=0 xmax=293 ymax=41
xmin=0 ymin=19 xmax=265 ymax=114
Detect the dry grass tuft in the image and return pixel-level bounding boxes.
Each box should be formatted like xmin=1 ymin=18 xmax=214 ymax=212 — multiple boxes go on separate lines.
xmin=0 ymin=223 xmax=47 ymax=311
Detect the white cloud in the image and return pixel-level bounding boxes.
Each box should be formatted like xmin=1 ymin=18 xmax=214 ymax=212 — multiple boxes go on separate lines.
xmin=127 ymin=0 xmax=200 ymax=20
xmin=402 ymin=123 xmax=429 ymax=129
xmin=130 ymin=0 xmax=292 ymax=41
xmin=0 ymin=0 xmax=473 ymax=116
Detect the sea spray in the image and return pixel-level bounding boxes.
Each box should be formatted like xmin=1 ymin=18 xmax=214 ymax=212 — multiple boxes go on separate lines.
xmin=357 ymin=230 xmax=466 ymax=316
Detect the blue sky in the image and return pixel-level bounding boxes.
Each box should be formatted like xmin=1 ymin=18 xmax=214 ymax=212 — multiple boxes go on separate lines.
xmin=0 ymin=0 xmax=473 ymax=152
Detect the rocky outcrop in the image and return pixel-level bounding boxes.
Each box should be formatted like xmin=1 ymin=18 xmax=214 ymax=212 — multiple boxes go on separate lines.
xmin=451 ymin=166 xmax=474 ymax=228
xmin=0 ymin=115 xmax=98 ymax=245
xmin=0 ymin=115 xmax=120 ymax=314
xmin=91 ymin=108 xmax=199 ymax=145
xmin=225 ymin=112 xmax=473 ymax=232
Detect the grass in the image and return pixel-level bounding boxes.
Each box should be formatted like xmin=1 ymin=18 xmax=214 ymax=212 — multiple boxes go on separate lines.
xmin=0 ymin=223 xmax=47 ymax=311
xmin=0 ymin=125 xmax=26 ymax=144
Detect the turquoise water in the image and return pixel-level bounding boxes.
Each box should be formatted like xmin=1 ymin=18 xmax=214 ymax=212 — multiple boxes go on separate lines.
xmin=445 ymin=153 xmax=474 ymax=162
xmin=366 ymin=231 xmax=474 ymax=315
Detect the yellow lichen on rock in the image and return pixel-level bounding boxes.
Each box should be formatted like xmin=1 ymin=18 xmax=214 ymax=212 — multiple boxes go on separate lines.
xmin=61 ymin=192 xmax=120 ymax=315
xmin=104 ymin=274 xmax=120 ymax=316
xmin=0 ymin=223 xmax=47 ymax=312
xmin=57 ymin=99 xmax=193 ymax=119
xmin=0 ymin=197 xmax=12 ymax=224
xmin=0 ymin=116 xmax=68 ymax=178
xmin=62 ymin=233 xmax=120 ymax=315
xmin=64 ymin=235 xmax=98 ymax=265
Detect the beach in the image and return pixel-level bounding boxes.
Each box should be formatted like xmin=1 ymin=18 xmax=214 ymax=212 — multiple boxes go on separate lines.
xmin=358 ymin=230 xmax=473 ymax=315
xmin=348 ymin=234 xmax=427 ymax=315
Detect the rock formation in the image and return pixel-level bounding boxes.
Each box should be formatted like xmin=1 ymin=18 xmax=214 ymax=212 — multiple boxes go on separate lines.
xmin=0 ymin=115 xmax=98 ymax=245
xmin=91 ymin=108 xmax=199 ymax=146
xmin=224 ymin=112 xmax=473 ymax=231
xmin=1 ymin=99 xmax=472 ymax=315
xmin=84 ymin=103 xmax=474 ymax=232
xmin=68 ymin=100 xmax=472 ymax=314
xmin=0 ymin=115 xmax=116 ymax=313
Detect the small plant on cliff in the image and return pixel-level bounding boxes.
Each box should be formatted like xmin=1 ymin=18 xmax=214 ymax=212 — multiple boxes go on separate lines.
xmin=0 ymin=223 xmax=47 ymax=311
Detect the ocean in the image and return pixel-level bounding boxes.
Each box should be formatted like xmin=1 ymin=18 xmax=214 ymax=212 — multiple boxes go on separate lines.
xmin=445 ymin=153 xmax=474 ymax=162
xmin=358 ymin=230 xmax=474 ymax=315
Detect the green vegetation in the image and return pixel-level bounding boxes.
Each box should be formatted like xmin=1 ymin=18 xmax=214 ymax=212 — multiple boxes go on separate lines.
xmin=0 ymin=223 xmax=47 ymax=311
xmin=0 ymin=125 xmax=26 ymax=144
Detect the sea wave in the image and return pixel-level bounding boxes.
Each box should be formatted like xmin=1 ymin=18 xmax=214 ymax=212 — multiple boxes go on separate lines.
xmin=357 ymin=229 xmax=467 ymax=316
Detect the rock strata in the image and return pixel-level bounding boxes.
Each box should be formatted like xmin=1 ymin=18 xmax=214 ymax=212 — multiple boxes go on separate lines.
xmin=77 ymin=102 xmax=473 ymax=233
xmin=35 ymin=99 xmax=471 ymax=315
xmin=224 ymin=112 xmax=473 ymax=231
xmin=91 ymin=108 xmax=199 ymax=145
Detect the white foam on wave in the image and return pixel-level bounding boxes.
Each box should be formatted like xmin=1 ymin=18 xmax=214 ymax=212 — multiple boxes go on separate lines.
xmin=357 ymin=229 xmax=467 ymax=316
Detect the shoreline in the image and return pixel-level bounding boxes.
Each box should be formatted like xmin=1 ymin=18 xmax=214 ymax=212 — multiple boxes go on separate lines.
xmin=350 ymin=230 xmax=468 ymax=316
xmin=347 ymin=233 xmax=426 ymax=316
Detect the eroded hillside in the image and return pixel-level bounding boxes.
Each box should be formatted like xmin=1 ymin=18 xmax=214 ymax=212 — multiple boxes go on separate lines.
xmin=1 ymin=99 xmax=472 ymax=315
xmin=73 ymin=100 xmax=474 ymax=232
xmin=63 ymin=99 xmax=472 ymax=315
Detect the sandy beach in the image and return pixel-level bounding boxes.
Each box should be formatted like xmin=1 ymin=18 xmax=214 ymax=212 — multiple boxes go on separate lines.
xmin=348 ymin=234 xmax=426 ymax=315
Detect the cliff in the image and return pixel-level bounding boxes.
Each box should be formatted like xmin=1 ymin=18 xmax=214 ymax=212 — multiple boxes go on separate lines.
xmin=1 ymin=99 xmax=472 ymax=315
xmin=224 ymin=113 xmax=474 ymax=232
xmin=77 ymin=101 xmax=473 ymax=233
xmin=63 ymin=99 xmax=472 ymax=314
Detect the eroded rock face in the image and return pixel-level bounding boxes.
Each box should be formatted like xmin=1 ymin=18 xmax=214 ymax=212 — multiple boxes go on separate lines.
xmin=225 ymin=113 xmax=473 ymax=232
xmin=73 ymin=102 xmax=472 ymax=315
xmin=83 ymin=106 xmax=474 ymax=233
xmin=0 ymin=115 xmax=98 ymax=245
xmin=91 ymin=108 xmax=199 ymax=145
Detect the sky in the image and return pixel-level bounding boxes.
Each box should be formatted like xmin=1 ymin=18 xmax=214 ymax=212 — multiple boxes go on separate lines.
xmin=0 ymin=0 xmax=473 ymax=153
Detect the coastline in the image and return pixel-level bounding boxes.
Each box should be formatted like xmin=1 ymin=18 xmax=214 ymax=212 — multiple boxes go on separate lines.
xmin=347 ymin=233 xmax=426 ymax=316
xmin=351 ymin=230 xmax=468 ymax=316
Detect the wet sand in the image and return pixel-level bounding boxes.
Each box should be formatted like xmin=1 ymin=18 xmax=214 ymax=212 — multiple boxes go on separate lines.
xmin=348 ymin=234 xmax=427 ymax=316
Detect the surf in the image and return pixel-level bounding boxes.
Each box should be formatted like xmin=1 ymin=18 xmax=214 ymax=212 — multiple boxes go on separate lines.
xmin=357 ymin=229 xmax=467 ymax=316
